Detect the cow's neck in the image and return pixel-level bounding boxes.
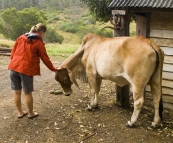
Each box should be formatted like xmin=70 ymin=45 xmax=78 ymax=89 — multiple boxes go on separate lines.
xmin=61 ymin=49 xmax=83 ymax=71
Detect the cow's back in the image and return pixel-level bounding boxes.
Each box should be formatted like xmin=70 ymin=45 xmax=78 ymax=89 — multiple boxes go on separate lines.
xmin=81 ymin=34 xmax=157 ymax=86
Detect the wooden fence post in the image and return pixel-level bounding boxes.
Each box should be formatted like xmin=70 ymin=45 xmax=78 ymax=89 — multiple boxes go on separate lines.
xmin=112 ymin=9 xmax=130 ymax=108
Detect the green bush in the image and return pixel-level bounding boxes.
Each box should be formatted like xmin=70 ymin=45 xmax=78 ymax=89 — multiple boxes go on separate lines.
xmin=76 ymin=25 xmax=113 ymax=41
xmin=81 ymin=15 xmax=96 ymax=25
xmin=44 ymin=28 xmax=64 ymax=44
xmin=0 ymin=44 xmax=10 ymax=48
xmin=60 ymin=18 xmax=95 ymax=34
xmin=94 ymin=29 xmax=113 ymax=38
xmin=0 ymin=7 xmax=47 ymax=40
xmin=77 ymin=26 xmax=96 ymax=41
xmin=53 ymin=17 xmax=59 ymax=21
xmin=47 ymin=16 xmax=59 ymax=24
xmin=60 ymin=22 xmax=78 ymax=33
xmin=47 ymin=19 xmax=54 ymax=24
xmin=130 ymin=31 xmax=136 ymax=36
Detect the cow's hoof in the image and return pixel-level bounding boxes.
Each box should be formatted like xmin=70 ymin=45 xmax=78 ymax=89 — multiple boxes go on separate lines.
xmin=93 ymin=104 xmax=99 ymax=109
xmin=147 ymin=124 xmax=159 ymax=130
xmin=86 ymin=107 xmax=92 ymax=111
xmin=125 ymin=122 xmax=136 ymax=128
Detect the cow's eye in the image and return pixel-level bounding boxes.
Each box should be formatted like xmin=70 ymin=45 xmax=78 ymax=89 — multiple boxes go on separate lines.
xmin=64 ymin=78 xmax=68 ymax=83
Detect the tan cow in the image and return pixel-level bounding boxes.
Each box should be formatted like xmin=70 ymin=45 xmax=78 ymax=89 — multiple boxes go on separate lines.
xmin=55 ymin=33 xmax=164 ymax=128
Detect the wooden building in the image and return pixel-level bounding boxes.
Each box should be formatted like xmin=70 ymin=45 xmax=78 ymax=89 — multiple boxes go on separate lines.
xmin=109 ymin=0 xmax=173 ymax=110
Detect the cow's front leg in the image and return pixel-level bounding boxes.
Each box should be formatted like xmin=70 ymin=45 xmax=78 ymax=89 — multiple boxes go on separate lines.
xmin=86 ymin=77 xmax=102 ymax=111
xmin=87 ymin=92 xmax=99 ymax=111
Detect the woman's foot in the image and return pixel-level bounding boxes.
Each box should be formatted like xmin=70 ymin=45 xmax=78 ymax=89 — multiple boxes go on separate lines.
xmin=18 ymin=111 xmax=28 ymax=118
xmin=28 ymin=112 xmax=38 ymax=119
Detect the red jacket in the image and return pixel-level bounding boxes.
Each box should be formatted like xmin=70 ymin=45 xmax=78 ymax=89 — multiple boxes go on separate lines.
xmin=8 ymin=33 xmax=57 ymax=76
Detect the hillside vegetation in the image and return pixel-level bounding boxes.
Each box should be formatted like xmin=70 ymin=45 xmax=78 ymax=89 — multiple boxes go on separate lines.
xmin=45 ymin=6 xmax=115 ymax=59
xmin=0 ymin=6 xmax=113 ymax=43
xmin=0 ymin=0 xmax=135 ymax=58
xmin=47 ymin=6 xmax=114 ymax=43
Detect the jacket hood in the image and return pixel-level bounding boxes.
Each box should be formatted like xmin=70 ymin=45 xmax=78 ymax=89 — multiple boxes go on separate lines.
xmin=24 ymin=33 xmax=41 ymax=42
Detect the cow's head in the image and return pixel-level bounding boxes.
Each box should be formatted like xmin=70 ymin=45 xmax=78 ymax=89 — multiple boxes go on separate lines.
xmin=55 ymin=68 xmax=79 ymax=96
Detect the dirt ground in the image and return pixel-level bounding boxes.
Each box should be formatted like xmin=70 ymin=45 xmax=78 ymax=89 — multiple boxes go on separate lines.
xmin=0 ymin=55 xmax=173 ymax=143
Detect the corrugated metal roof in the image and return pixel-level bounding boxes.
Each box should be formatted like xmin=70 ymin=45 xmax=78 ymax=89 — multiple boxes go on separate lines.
xmin=109 ymin=0 xmax=173 ymax=8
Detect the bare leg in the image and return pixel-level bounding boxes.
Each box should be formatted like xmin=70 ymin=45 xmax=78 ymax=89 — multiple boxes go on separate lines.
xmin=14 ymin=90 xmax=27 ymax=117
xmin=25 ymin=92 xmax=38 ymax=118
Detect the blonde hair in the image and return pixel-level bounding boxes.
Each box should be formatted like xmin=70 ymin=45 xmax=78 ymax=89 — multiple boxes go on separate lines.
xmin=30 ymin=23 xmax=47 ymax=33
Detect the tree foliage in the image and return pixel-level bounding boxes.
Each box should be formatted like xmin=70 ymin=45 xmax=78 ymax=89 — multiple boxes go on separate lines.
xmin=44 ymin=28 xmax=64 ymax=44
xmin=0 ymin=0 xmax=85 ymax=11
xmin=80 ymin=0 xmax=112 ymax=22
xmin=0 ymin=0 xmax=112 ymax=22
xmin=0 ymin=7 xmax=47 ymax=40
xmin=0 ymin=0 xmax=40 ymax=10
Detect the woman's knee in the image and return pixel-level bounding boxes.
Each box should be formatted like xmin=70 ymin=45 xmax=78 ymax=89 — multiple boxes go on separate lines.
xmin=15 ymin=90 xmax=21 ymax=95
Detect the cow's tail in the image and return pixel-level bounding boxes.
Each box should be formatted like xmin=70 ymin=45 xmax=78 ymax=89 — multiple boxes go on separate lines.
xmin=150 ymin=41 xmax=164 ymax=120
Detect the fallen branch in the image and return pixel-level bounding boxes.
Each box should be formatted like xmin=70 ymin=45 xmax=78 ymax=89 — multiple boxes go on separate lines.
xmin=0 ymin=53 xmax=11 ymax=56
xmin=0 ymin=47 xmax=11 ymax=52
xmin=0 ymin=47 xmax=11 ymax=56
xmin=81 ymin=132 xmax=96 ymax=142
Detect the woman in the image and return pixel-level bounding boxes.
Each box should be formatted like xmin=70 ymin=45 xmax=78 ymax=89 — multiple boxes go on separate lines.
xmin=8 ymin=23 xmax=57 ymax=119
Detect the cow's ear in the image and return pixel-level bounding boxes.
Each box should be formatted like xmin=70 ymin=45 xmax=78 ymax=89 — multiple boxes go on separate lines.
xmin=67 ymin=69 xmax=79 ymax=89
xmin=55 ymin=71 xmax=59 ymax=81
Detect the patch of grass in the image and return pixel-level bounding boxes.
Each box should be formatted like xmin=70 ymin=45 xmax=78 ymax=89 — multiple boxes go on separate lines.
xmin=0 ymin=39 xmax=14 ymax=48
xmin=130 ymin=21 xmax=136 ymax=36
xmin=0 ymin=61 xmax=8 ymax=65
xmin=46 ymin=43 xmax=79 ymax=60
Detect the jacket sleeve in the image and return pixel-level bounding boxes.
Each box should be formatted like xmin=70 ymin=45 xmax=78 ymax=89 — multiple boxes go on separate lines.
xmin=10 ymin=39 xmax=19 ymax=60
xmin=38 ymin=42 xmax=57 ymax=71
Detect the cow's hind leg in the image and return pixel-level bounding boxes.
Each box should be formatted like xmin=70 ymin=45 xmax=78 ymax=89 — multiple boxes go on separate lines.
xmin=150 ymin=82 xmax=162 ymax=128
xmin=149 ymin=58 xmax=163 ymax=128
xmin=86 ymin=78 xmax=102 ymax=111
xmin=126 ymin=84 xmax=145 ymax=127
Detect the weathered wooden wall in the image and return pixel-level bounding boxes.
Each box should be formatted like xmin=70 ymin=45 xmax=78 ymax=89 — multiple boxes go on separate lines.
xmin=146 ymin=12 xmax=173 ymax=110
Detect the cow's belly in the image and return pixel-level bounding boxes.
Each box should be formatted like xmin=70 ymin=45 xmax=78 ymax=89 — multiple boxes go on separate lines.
xmin=114 ymin=76 xmax=129 ymax=86
xmin=106 ymin=76 xmax=129 ymax=87
xmin=95 ymin=60 xmax=128 ymax=86
xmin=96 ymin=65 xmax=129 ymax=85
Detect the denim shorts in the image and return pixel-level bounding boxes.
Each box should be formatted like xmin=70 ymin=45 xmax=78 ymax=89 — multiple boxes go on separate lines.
xmin=9 ymin=70 xmax=33 ymax=94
